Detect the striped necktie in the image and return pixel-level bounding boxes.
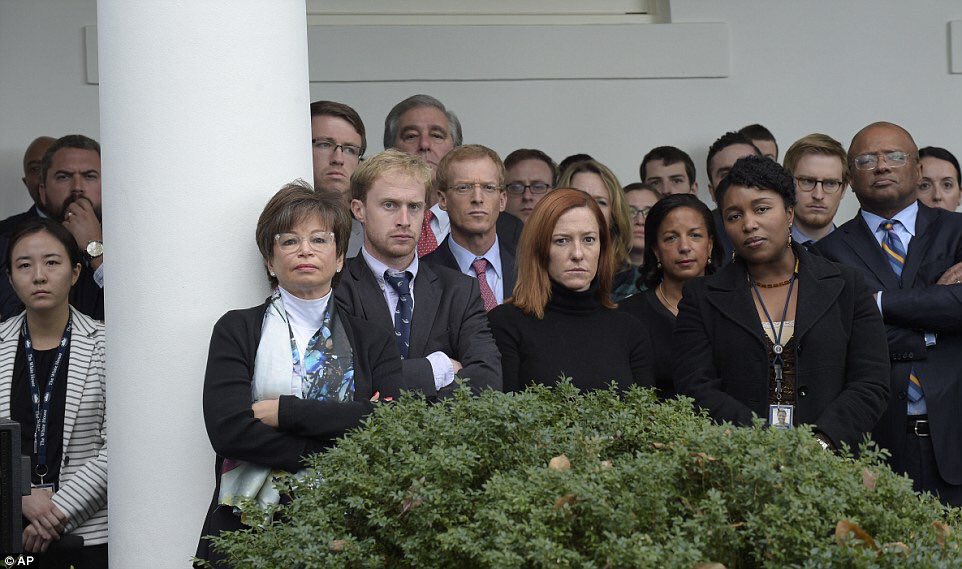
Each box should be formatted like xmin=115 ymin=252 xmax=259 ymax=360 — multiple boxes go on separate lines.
xmin=879 ymin=220 xmax=925 ymax=407
xmin=879 ymin=220 xmax=905 ymax=277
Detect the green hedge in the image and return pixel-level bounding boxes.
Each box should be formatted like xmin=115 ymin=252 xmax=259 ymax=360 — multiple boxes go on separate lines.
xmin=204 ymin=383 xmax=961 ymax=568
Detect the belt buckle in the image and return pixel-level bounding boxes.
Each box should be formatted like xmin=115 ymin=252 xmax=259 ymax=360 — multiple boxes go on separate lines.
xmin=914 ymin=419 xmax=930 ymax=437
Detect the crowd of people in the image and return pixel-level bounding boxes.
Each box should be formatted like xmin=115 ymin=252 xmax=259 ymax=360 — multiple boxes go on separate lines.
xmin=1 ymin=93 xmax=960 ymax=568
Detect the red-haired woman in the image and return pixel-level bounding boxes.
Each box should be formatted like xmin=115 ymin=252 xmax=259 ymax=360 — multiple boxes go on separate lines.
xmin=488 ymin=188 xmax=654 ymax=392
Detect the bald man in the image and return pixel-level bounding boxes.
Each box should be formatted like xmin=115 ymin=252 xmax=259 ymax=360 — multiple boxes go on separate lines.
xmin=0 ymin=136 xmax=55 ymax=237
xmin=816 ymin=121 xmax=962 ymax=506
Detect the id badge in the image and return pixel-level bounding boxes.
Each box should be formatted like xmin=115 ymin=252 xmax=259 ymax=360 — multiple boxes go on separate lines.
xmin=769 ymin=404 xmax=794 ymax=430
xmin=33 ymin=482 xmax=58 ymax=492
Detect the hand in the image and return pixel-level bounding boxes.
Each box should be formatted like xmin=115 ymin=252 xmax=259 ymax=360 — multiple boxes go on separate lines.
xmin=62 ymin=197 xmax=103 ymax=268
xmin=22 ymin=488 xmax=67 ymax=540
xmin=936 ymin=262 xmax=962 ymax=285
xmin=370 ymin=391 xmax=393 ymax=403
xmin=252 ymin=399 xmax=279 ymax=427
xmin=450 ymin=359 xmax=463 ymax=374
xmin=23 ymin=523 xmax=56 ymax=553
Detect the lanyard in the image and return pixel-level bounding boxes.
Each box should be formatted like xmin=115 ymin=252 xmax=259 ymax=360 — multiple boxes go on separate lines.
xmin=750 ymin=268 xmax=797 ymax=403
xmin=22 ymin=316 xmax=72 ymax=483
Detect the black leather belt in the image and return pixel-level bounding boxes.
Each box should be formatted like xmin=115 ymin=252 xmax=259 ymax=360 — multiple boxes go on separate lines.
xmin=907 ymin=415 xmax=930 ymax=437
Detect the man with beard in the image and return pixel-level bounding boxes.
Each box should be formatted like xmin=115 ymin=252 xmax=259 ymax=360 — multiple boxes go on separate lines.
xmin=1 ymin=135 xmax=104 ymax=320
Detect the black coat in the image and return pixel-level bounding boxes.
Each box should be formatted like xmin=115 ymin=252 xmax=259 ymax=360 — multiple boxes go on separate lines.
xmin=196 ymin=298 xmax=403 ymax=563
xmin=334 ymin=256 xmax=502 ymax=397
xmin=673 ymin=245 xmax=890 ymax=451
xmin=816 ymin=203 xmax=962 ymax=484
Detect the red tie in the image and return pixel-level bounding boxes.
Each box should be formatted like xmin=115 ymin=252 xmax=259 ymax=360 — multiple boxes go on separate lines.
xmin=417 ymin=209 xmax=439 ymax=257
xmin=472 ymin=258 xmax=498 ymax=311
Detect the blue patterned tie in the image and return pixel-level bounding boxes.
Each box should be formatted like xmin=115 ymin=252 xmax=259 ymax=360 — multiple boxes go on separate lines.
xmin=879 ymin=220 xmax=925 ymax=406
xmin=384 ymin=271 xmax=413 ymax=359
xmin=880 ymin=220 xmax=905 ymax=278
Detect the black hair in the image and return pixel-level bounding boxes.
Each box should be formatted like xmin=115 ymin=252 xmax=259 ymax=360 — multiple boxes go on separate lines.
xmin=640 ymin=146 xmax=696 ymax=184
xmin=738 ymin=123 xmax=778 ymax=155
xmin=706 ymin=131 xmax=759 ymax=183
xmin=557 ymin=153 xmax=594 ymax=177
xmin=640 ymin=194 xmax=723 ymax=289
xmin=6 ymin=217 xmax=82 ymax=272
xmin=715 ymin=155 xmax=796 ymax=210
xmin=919 ymin=146 xmax=961 ymax=185
xmin=40 ymin=134 xmax=101 ymax=185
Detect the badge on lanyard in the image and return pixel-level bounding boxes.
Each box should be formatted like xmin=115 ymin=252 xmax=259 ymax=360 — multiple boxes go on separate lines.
xmin=769 ymin=404 xmax=794 ymax=430
xmin=751 ymin=258 xmax=798 ymax=431
xmin=22 ymin=316 xmax=72 ymax=489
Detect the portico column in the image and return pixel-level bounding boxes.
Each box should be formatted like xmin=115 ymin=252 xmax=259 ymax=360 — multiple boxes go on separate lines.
xmin=97 ymin=1 xmax=311 ymax=565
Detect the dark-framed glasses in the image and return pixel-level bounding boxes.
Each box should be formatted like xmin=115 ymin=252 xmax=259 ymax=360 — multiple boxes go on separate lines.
xmin=449 ymin=182 xmax=502 ymax=195
xmin=505 ymin=181 xmax=552 ymax=195
xmin=274 ymin=231 xmax=336 ymax=253
xmin=312 ymin=138 xmax=363 ymax=160
xmin=853 ymin=151 xmax=910 ymax=171
xmin=628 ymin=206 xmax=652 ymax=220
xmin=794 ymin=176 xmax=844 ymax=193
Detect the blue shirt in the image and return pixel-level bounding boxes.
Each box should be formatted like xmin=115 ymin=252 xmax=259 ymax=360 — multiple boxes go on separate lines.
xmin=448 ymin=236 xmax=504 ymax=304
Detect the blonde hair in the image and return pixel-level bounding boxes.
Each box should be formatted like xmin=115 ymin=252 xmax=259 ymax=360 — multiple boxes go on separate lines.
xmin=351 ymin=149 xmax=432 ymax=203
xmin=783 ymin=133 xmax=850 ymax=184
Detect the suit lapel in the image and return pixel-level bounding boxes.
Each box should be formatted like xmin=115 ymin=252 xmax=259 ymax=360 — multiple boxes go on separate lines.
xmin=500 ymin=240 xmax=517 ymax=298
xmin=705 ymin=261 xmax=766 ymax=350
xmin=60 ymin=308 xmax=93 ymax=454
xmin=793 ymin=250 xmax=843 ymax=343
xmin=839 ymin=214 xmax=900 ymax=290
xmin=902 ymin=204 xmax=938 ymax=288
xmin=409 ymin=264 xmax=442 ymax=357
xmin=346 ymin=256 xmax=395 ymax=325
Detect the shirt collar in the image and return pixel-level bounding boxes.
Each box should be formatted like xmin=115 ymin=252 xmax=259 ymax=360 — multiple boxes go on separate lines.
xmin=861 ymin=200 xmax=918 ymax=237
xmin=791 ymin=223 xmax=834 ymax=244
xmin=448 ymin=235 xmax=501 ymax=278
xmin=430 ymin=203 xmax=451 ymax=234
xmin=361 ymin=246 xmax=419 ymax=287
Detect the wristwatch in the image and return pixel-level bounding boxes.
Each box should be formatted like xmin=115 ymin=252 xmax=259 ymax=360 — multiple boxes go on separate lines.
xmin=86 ymin=240 xmax=104 ymax=259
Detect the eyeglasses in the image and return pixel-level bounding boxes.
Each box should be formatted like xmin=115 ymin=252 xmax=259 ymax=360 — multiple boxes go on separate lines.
xmin=312 ymin=138 xmax=363 ymax=160
xmin=794 ymin=176 xmax=844 ymax=193
xmin=628 ymin=206 xmax=652 ymax=220
xmin=274 ymin=231 xmax=336 ymax=253
xmin=853 ymin=151 xmax=910 ymax=171
xmin=505 ymin=182 xmax=552 ymax=195
xmin=448 ymin=182 xmax=502 ymax=195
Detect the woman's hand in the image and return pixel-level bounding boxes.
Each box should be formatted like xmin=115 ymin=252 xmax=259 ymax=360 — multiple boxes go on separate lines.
xmin=23 ymin=523 xmax=55 ymax=553
xmin=252 ymin=399 xmax=280 ymax=427
xmin=21 ymin=488 xmax=67 ymax=541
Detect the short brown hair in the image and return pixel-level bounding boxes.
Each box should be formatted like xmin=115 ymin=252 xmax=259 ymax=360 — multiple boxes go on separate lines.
xmin=310 ymin=100 xmax=367 ymax=155
xmin=351 ymin=149 xmax=432 ymax=203
xmin=435 ymin=144 xmax=505 ymax=193
xmin=557 ymin=159 xmax=632 ymax=269
xmin=783 ymin=133 xmax=849 ymax=184
xmin=504 ymin=148 xmax=558 ymax=185
xmin=255 ymin=180 xmax=352 ymax=289
xmin=510 ymin=188 xmax=616 ymax=319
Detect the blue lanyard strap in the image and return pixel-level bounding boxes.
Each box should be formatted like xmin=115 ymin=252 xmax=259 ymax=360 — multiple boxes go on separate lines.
xmin=22 ymin=316 xmax=72 ymax=478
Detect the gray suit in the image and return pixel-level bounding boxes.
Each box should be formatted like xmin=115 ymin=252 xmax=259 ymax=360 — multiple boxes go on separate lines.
xmin=334 ymin=255 xmax=502 ymax=397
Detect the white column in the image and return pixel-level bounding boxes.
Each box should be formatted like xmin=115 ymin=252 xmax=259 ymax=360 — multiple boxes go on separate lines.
xmin=97 ymin=1 xmax=311 ymax=565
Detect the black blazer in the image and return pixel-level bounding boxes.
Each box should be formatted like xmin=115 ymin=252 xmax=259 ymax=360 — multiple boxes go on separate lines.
xmin=673 ymin=245 xmax=890 ymax=451
xmin=196 ymin=298 xmax=403 ymax=563
xmin=815 ymin=203 xmax=962 ymax=483
xmin=420 ymin=235 xmax=518 ymax=300
xmin=495 ymin=212 xmax=524 ymax=256
xmin=335 ymin=255 xmax=502 ymax=397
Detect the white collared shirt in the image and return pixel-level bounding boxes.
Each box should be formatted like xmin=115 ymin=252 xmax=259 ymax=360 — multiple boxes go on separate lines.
xmin=360 ymin=247 xmax=454 ymax=391
xmin=429 ymin=204 xmax=451 ymax=243
xmin=448 ymin=235 xmax=504 ymax=304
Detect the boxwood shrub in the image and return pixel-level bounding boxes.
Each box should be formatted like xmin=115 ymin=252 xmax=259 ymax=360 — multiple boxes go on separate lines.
xmin=204 ymin=383 xmax=961 ymax=568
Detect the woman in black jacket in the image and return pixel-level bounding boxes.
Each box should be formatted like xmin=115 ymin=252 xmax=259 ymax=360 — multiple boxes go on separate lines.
xmin=673 ymin=156 xmax=889 ymax=452
xmin=195 ymin=182 xmax=402 ymax=566
xmin=488 ymin=188 xmax=653 ymax=393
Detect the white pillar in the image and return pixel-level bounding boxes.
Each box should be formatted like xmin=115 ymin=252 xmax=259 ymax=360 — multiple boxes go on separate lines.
xmin=97 ymin=1 xmax=311 ymax=565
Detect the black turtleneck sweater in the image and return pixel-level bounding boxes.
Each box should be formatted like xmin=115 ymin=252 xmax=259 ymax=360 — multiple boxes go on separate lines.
xmin=488 ymin=280 xmax=654 ymax=393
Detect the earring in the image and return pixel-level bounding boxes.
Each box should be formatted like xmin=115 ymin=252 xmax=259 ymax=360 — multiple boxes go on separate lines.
xmin=656 ymin=260 xmax=662 ymax=269
xmin=787 ymin=228 xmax=793 ymax=248
xmin=270 ymin=271 xmax=276 ymax=277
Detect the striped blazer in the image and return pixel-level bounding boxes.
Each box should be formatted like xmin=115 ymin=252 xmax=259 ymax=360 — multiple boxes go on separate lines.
xmin=0 ymin=307 xmax=108 ymax=545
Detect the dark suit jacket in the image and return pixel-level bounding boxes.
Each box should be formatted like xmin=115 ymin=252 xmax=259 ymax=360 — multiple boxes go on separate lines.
xmin=196 ymin=298 xmax=403 ymax=563
xmin=712 ymin=208 xmax=734 ymax=266
xmin=0 ymin=204 xmax=41 ymax=237
xmin=495 ymin=212 xmax=524 ymax=255
xmin=335 ymin=255 xmax=502 ymax=397
xmin=673 ymin=245 xmax=890 ymax=452
xmin=420 ymin=235 xmax=517 ymax=301
xmin=815 ymin=203 xmax=962 ymax=483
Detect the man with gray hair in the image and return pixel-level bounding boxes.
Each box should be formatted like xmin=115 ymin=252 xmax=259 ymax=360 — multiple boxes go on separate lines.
xmin=383 ymin=94 xmax=521 ymax=257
